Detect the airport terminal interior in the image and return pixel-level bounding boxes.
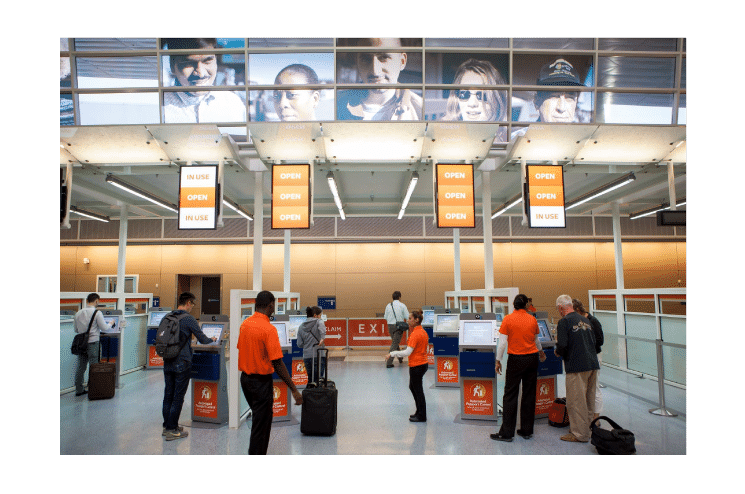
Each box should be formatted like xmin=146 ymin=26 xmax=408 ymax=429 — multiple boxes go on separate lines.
xmin=60 ymin=35 xmax=688 ymax=458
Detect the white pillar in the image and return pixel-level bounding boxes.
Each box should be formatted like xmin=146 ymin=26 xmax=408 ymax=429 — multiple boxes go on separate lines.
xmin=116 ymin=204 xmax=128 ymax=295
xmin=453 ymin=228 xmax=461 ymax=291
xmin=253 ymin=171 xmax=263 ymax=291
xmin=482 ymin=170 xmax=494 ymax=290
xmin=612 ymin=201 xmax=626 ymax=358
xmin=284 ymin=229 xmax=291 ymax=292
xmin=668 ymin=162 xmax=677 ymax=210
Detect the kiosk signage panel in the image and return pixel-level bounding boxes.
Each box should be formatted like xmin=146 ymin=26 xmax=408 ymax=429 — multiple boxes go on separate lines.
xmin=437 ymin=357 xmax=459 ymax=383
xmin=536 ymin=376 xmax=556 ymax=415
xmin=193 ymin=381 xmax=219 ymax=419
xmin=178 ymin=165 xmax=218 ymax=230
xmin=435 ymin=164 xmax=475 ymax=228
xmin=462 ymin=379 xmax=495 ymax=415
xmin=527 ymin=164 xmax=566 ymax=228
xmin=272 ymin=164 xmax=311 ymax=229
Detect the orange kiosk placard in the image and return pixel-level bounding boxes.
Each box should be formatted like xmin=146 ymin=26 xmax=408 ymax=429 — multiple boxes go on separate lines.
xmin=527 ymin=164 xmax=566 ymax=228
xmin=272 ymin=164 xmax=311 ymax=229
xmin=435 ymin=164 xmax=475 ymax=228
xmin=193 ymin=381 xmax=219 ymax=419
xmin=462 ymin=379 xmax=495 ymax=416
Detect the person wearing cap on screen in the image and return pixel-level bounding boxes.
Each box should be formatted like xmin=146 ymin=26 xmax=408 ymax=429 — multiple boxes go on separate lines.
xmin=337 ymin=38 xmax=422 ymax=121
xmin=162 ymin=38 xmax=246 ymax=123
xmin=534 ymin=58 xmax=584 ymax=123
xmin=273 ymin=64 xmax=321 ymax=121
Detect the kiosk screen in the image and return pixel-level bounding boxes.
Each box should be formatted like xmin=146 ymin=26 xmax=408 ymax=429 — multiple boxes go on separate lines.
xmin=537 ymin=320 xmax=551 ymax=341
xmin=200 ymin=323 xmax=224 ymax=343
xmin=148 ymin=311 xmax=168 ymax=327
xmin=434 ymin=314 xmax=459 ymax=334
xmin=272 ymin=322 xmax=290 ymax=347
xmin=422 ymin=310 xmax=435 ymax=326
xmin=495 ymin=313 xmax=503 ymax=322
xmin=288 ymin=315 xmax=305 ymax=338
xmin=459 ymin=321 xmax=495 ymax=346
xmin=103 ymin=316 xmax=118 ymax=332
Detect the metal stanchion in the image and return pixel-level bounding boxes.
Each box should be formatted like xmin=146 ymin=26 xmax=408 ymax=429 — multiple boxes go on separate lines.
xmin=649 ymin=339 xmax=677 ymax=417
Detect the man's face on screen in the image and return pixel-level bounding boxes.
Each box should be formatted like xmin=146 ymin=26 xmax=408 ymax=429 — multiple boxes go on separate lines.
xmin=172 ymin=54 xmax=218 ymax=95
xmin=356 ymin=52 xmax=407 ymax=93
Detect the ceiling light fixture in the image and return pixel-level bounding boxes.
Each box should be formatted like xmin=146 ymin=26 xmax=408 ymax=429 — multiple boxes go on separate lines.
xmin=70 ymin=205 xmax=110 ymax=223
xmin=629 ymin=198 xmax=686 ymax=220
xmin=491 ymin=193 xmax=523 ymax=219
xmin=327 ymin=171 xmax=345 ymax=220
xmin=223 ymin=197 xmax=254 ymax=221
xmin=564 ymin=172 xmax=636 ymax=210
xmin=105 ymin=175 xmax=178 ymax=212
xmin=397 ymin=171 xmax=419 ymax=219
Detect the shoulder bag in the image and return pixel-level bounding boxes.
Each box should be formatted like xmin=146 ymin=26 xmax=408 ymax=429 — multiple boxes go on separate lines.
xmin=390 ymin=303 xmax=409 ymax=333
xmin=590 ymin=416 xmax=636 ymax=454
xmin=71 ymin=309 xmax=98 ymax=356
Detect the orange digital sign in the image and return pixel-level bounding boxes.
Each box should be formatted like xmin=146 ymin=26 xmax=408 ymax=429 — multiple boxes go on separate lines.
xmin=527 ymin=165 xmax=566 ymax=228
xmin=179 ymin=165 xmax=218 ymax=230
xmin=436 ymin=164 xmax=475 ymax=228
xmin=272 ymin=164 xmax=311 ymax=229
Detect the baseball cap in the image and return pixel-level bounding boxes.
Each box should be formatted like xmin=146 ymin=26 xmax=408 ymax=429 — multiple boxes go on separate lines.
xmin=537 ymin=59 xmax=583 ymax=86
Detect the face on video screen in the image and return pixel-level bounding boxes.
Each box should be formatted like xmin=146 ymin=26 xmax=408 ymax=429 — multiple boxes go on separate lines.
xmin=537 ymin=92 xmax=578 ymax=123
xmin=456 ymin=71 xmax=493 ymax=122
xmin=172 ymin=54 xmax=218 ymax=95
xmin=355 ymin=52 xmax=407 ymax=90
xmin=273 ymin=70 xmax=320 ymax=121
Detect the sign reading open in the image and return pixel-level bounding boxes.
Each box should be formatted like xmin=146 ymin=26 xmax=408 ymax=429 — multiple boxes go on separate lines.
xmin=436 ymin=164 xmax=475 ymax=228
xmin=272 ymin=164 xmax=311 ymax=229
xmin=527 ymin=165 xmax=566 ymax=228
xmin=179 ymin=165 xmax=217 ymax=230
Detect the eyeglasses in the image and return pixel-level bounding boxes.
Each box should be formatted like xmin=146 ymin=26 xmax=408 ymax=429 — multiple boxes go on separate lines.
xmin=456 ymin=90 xmax=486 ymax=102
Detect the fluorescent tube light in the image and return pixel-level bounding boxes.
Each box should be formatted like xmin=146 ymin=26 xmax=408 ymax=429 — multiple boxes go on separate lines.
xmin=564 ymin=172 xmax=636 ymax=210
xmin=397 ymin=171 xmax=419 ymax=219
xmin=70 ymin=206 xmax=110 ymax=223
xmin=629 ymin=198 xmax=686 ymax=220
xmin=491 ymin=194 xmax=523 ymax=219
xmin=105 ymin=175 xmax=178 ymax=212
xmin=327 ymin=172 xmax=345 ymax=220
xmin=223 ymin=197 xmax=254 ymax=221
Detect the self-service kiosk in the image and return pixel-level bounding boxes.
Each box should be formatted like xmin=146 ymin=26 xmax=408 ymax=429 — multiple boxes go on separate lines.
xmin=145 ymin=307 xmax=171 ymax=369
xmin=458 ymin=313 xmax=500 ymax=421
xmin=433 ymin=309 xmax=461 ymax=387
xmin=527 ymin=318 xmax=563 ymax=419
xmin=421 ymin=306 xmax=442 ymax=367
xmin=286 ymin=311 xmax=308 ymax=388
xmin=269 ymin=315 xmax=295 ymax=423
xmin=99 ymin=309 xmax=123 ymax=389
xmin=190 ymin=314 xmax=229 ymax=425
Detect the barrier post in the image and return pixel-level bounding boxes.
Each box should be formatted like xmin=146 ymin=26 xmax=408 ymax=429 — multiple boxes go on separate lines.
xmin=649 ymin=339 xmax=677 ymax=417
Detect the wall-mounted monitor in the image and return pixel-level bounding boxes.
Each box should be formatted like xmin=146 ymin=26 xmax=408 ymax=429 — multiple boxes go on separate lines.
xmin=200 ymin=323 xmax=225 ymax=343
xmin=148 ymin=311 xmax=168 ymax=327
xmin=434 ymin=313 xmax=460 ymax=334
xmin=459 ymin=320 xmax=497 ymax=347
xmin=271 ymin=321 xmax=291 ymax=347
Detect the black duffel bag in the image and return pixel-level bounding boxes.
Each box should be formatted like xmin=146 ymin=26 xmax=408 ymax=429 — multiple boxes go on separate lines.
xmin=590 ymin=416 xmax=636 ymax=455
xmin=71 ymin=309 xmax=98 ymax=356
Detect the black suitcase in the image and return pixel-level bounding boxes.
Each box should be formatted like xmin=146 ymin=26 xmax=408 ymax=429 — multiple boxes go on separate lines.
xmin=300 ymin=348 xmax=337 ymax=436
xmin=88 ymin=360 xmax=116 ymax=400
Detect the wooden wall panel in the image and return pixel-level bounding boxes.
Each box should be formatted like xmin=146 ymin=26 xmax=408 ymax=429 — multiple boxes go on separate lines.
xmin=125 ymin=245 xmax=162 ymax=274
xmin=60 ymin=247 xmax=77 ymax=275
xmin=511 ymin=243 xmax=598 ymax=272
xmin=336 ymin=244 xmax=425 ymax=274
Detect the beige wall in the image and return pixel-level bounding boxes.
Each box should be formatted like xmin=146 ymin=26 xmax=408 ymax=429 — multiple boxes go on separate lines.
xmin=60 ymin=241 xmax=686 ymax=321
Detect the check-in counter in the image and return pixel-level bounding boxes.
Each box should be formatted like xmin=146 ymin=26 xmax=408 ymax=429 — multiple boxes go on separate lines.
xmin=269 ymin=315 xmax=294 ymax=423
xmin=433 ymin=309 xmax=461 ymax=387
xmin=145 ymin=307 xmax=171 ymax=369
xmin=191 ymin=315 xmax=229 ymax=425
xmin=458 ymin=313 xmax=500 ymax=421
xmin=421 ymin=306 xmax=442 ymax=367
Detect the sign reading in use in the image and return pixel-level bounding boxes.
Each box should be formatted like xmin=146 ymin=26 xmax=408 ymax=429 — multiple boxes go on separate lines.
xmin=436 ymin=164 xmax=475 ymax=228
xmin=527 ymin=165 xmax=566 ymax=228
xmin=178 ymin=165 xmax=218 ymax=230
xmin=272 ymin=164 xmax=311 ymax=229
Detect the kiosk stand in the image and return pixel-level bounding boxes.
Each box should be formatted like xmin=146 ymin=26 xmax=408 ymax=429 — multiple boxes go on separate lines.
xmin=269 ymin=315 xmax=294 ymax=423
xmin=519 ymin=318 xmax=563 ymax=420
xmin=433 ymin=309 xmax=461 ymax=387
xmin=458 ymin=313 xmax=500 ymax=421
xmin=145 ymin=307 xmax=170 ymax=369
xmin=191 ymin=314 xmax=229 ymax=425
xmin=99 ymin=309 xmax=123 ymax=389
xmin=421 ymin=306 xmax=442 ymax=368
xmin=286 ymin=311 xmax=308 ymax=389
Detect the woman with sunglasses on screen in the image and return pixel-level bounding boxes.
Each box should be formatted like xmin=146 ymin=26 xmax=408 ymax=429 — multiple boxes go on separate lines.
xmin=443 ymin=58 xmax=507 ymax=141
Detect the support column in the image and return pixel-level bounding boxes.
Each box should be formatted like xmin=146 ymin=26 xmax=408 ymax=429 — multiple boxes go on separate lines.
xmin=116 ymin=205 xmax=128 ymax=295
xmin=612 ymin=201 xmax=626 ymax=366
xmin=253 ymin=171 xmax=263 ymax=291
xmin=453 ymin=228 xmax=461 ymax=291
xmin=482 ymin=170 xmax=494 ymax=290
xmin=284 ymin=229 xmax=291 ymax=293
xmin=668 ymin=162 xmax=677 ymax=210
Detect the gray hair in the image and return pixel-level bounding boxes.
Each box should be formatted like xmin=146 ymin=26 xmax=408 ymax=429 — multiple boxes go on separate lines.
xmin=556 ymin=294 xmax=573 ymax=307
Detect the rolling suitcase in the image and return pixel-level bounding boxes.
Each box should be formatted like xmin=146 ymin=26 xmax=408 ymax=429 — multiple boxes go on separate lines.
xmin=300 ymin=348 xmax=337 ymax=436
xmin=88 ymin=350 xmax=116 ymax=400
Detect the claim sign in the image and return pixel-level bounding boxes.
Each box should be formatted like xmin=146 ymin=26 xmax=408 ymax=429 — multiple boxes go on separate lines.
xmin=272 ymin=164 xmax=310 ymax=229
xmin=179 ymin=165 xmax=217 ymax=230
xmin=527 ymin=165 xmax=566 ymax=228
xmin=436 ymin=164 xmax=475 ymax=228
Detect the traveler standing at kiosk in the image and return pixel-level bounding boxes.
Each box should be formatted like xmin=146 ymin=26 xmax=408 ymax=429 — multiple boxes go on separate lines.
xmin=385 ymin=310 xmax=429 ymax=422
xmin=490 ymin=294 xmax=546 ymax=442
xmin=237 ymin=290 xmax=303 ymax=455
xmin=572 ymin=298 xmax=604 ymax=420
xmin=162 ymin=292 xmax=216 ymax=441
xmin=384 ymin=291 xmax=410 ymax=368
xmin=297 ymin=306 xmax=326 ymax=384
xmin=73 ymin=293 xmax=114 ymax=396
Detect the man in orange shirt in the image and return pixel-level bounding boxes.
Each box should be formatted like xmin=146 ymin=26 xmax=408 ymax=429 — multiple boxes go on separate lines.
xmin=237 ymin=290 xmax=303 ymax=455
xmin=386 ymin=310 xmax=429 ymax=422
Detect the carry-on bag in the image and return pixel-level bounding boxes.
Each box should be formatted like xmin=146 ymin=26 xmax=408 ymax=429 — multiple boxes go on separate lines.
xmin=548 ymin=397 xmax=570 ymax=427
xmin=300 ymin=348 xmax=338 ymax=436
xmin=88 ymin=343 xmax=116 ymax=400
xmin=590 ymin=416 xmax=636 ymax=455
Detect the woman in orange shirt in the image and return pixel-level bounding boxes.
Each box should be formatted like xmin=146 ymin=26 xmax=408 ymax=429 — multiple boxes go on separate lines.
xmin=385 ymin=310 xmax=429 ymax=422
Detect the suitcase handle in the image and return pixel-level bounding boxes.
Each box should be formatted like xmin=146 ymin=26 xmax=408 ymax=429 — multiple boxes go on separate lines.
xmin=316 ymin=347 xmax=329 ymax=387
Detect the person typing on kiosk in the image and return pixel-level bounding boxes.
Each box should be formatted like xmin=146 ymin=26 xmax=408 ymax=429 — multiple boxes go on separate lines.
xmin=296 ymin=306 xmax=327 ymax=384
xmin=385 ymin=310 xmax=429 ymax=422
xmin=73 ymin=293 xmax=115 ymax=397
xmin=237 ymin=290 xmax=303 ymax=455
xmin=490 ymin=294 xmax=546 ymax=442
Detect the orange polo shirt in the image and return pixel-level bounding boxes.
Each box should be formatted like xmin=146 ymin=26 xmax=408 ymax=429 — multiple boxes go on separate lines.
xmin=237 ymin=312 xmax=283 ymax=375
xmin=499 ymin=309 xmax=539 ymax=355
xmin=406 ymin=326 xmax=429 ymax=367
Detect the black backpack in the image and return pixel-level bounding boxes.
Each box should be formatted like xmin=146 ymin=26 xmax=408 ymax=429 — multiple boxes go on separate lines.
xmin=155 ymin=312 xmax=189 ymax=359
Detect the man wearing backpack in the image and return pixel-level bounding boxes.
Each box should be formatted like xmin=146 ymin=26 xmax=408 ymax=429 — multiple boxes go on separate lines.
xmin=161 ymin=292 xmax=216 ymax=441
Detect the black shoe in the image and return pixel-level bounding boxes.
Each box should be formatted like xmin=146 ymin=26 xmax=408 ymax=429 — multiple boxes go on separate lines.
xmin=386 ymin=364 xmax=394 ymax=368
xmin=490 ymin=433 xmax=513 ymax=442
xmin=516 ymin=430 xmax=533 ymax=439
xmin=398 ymin=358 xmax=404 ymax=363
xmin=409 ymin=416 xmax=426 ymax=422
xmin=75 ymin=391 xmax=87 ymax=396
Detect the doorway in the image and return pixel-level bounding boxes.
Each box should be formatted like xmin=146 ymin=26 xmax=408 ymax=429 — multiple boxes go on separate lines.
xmin=175 ymin=274 xmax=222 ymax=319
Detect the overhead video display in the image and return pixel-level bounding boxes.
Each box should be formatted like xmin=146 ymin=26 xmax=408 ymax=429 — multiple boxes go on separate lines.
xmin=527 ymin=165 xmax=566 ymax=228
xmin=178 ymin=165 xmax=218 ymax=230
xmin=272 ymin=164 xmax=311 ymax=229
xmin=435 ymin=164 xmax=475 ymax=228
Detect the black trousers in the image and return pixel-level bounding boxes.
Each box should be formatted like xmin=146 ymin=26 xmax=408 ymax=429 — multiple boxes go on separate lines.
xmin=240 ymin=373 xmax=273 ymax=455
xmin=498 ymin=353 xmax=539 ymax=437
xmin=409 ymin=363 xmax=428 ymax=419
